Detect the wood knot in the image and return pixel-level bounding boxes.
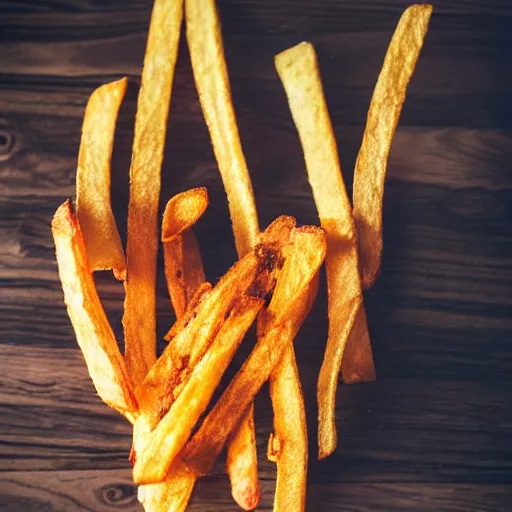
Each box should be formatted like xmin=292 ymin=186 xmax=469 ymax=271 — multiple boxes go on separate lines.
xmin=0 ymin=128 xmax=15 ymax=162
xmin=97 ymin=483 xmax=137 ymax=507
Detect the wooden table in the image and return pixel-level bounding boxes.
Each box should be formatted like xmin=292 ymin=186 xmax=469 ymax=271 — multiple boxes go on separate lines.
xmin=1 ymin=1 xmax=511 ymax=510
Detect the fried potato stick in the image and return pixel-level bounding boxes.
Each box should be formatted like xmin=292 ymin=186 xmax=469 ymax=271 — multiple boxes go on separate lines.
xmin=76 ymin=78 xmax=127 ymax=280
xmin=275 ymin=42 xmax=375 ymax=459
xmin=226 ymin=215 xmax=297 ymax=510
xmin=185 ymin=0 xmax=259 ymax=258
xmin=182 ymin=227 xmax=326 ymax=474
xmin=266 ymin=271 xmax=318 ymax=512
xmin=133 ymin=296 xmax=263 ymax=485
xmin=138 ymin=459 xmax=195 ymax=512
xmin=123 ymin=0 xmax=183 ymax=386
xmin=52 ymin=201 xmax=137 ymax=422
xmin=353 ymin=5 xmax=432 ymax=289
xmin=162 ymin=188 xmax=208 ymax=319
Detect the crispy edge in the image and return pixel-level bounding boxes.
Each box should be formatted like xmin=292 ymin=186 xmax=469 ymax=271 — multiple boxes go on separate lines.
xmin=123 ymin=0 xmax=183 ymax=386
xmin=76 ymin=78 xmax=127 ymax=280
xmin=52 ymin=201 xmax=137 ymax=422
xmin=275 ymin=42 xmax=374 ymax=459
xmin=352 ymin=5 xmax=433 ymax=289
xmin=132 ymin=296 xmax=263 ymax=485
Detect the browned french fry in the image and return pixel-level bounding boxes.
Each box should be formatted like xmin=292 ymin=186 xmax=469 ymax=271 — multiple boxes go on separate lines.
xmin=123 ymin=0 xmax=183 ymax=387
xmin=182 ymin=226 xmax=326 ymax=474
xmin=185 ymin=0 xmax=259 ymax=258
xmin=275 ymin=42 xmax=375 ymax=459
xmin=162 ymin=187 xmax=208 ymax=319
xmin=133 ymin=295 xmax=263 ymax=485
xmin=52 ymin=201 xmax=137 ymax=422
xmin=133 ymin=218 xmax=291 ymax=483
xmin=76 ymin=78 xmax=127 ymax=280
xmin=353 ymin=5 xmax=432 ymax=289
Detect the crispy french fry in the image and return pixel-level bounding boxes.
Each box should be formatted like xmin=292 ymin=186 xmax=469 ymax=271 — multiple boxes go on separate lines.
xmin=265 ymin=272 xmax=319 ymax=512
xmin=138 ymin=459 xmax=195 ymax=512
xmin=52 ymin=201 xmax=137 ymax=422
xmin=165 ymin=282 xmax=213 ymax=341
xmin=275 ymin=42 xmax=375 ymax=459
xmin=162 ymin=188 xmax=208 ymax=319
xmin=76 ymin=78 xmax=127 ymax=280
xmin=123 ymin=0 xmax=183 ymax=386
xmin=353 ymin=5 xmax=432 ymax=289
xmin=182 ymin=227 xmax=326 ymax=474
xmin=133 ymin=295 xmax=263 ymax=484
xmin=185 ymin=0 xmax=259 ymax=258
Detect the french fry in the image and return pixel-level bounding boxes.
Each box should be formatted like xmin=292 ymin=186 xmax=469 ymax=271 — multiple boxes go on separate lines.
xmin=274 ymin=42 xmax=375 ymax=459
xmin=265 ymin=272 xmax=319 ymax=512
xmin=133 ymin=295 xmax=263 ymax=485
xmin=226 ymin=215 xmax=296 ymax=510
xmin=353 ymin=5 xmax=432 ymax=289
xmin=138 ymin=459 xmax=195 ymax=512
xmin=123 ymin=0 xmax=183 ymax=386
xmin=133 ymin=219 xmax=289 ymax=439
xmin=162 ymin=187 xmax=208 ymax=319
xmin=182 ymin=227 xmax=326 ymax=474
xmin=76 ymin=78 xmax=127 ymax=281
xmin=185 ymin=0 xmax=259 ymax=258
xmin=52 ymin=201 xmax=137 ymax=422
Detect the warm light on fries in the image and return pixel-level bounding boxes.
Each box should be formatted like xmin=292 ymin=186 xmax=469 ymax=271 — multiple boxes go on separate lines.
xmin=76 ymin=78 xmax=127 ymax=281
xmin=353 ymin=4 xmax=432 ymax=289
xmin=52 ymin=1 xmax=431 ymax=509
xmin=123 ymin=0 xmax=183 ymax=387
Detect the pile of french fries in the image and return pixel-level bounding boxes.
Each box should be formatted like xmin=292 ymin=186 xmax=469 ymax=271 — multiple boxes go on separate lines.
xmin=52 ymin=0 xmax=431 ymax=510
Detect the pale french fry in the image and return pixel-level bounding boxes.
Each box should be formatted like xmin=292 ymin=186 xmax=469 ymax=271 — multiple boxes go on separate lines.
xmin=353 ymin=5 xmax=432 ymax=289
xmin=275 ymin=42 xmax=375 ymax=459
xmin=76 ymin=78 xmax=127 ymax=280
xmin=52 ymin=201 xmax=137 ymax=422
xmin=138 ymin=459 xmax=196 ymax=512
xmin=182 ymin=227 xmax=326 ymax=474
xmin=123 ymin=0 xmax=183 ymax=386
xmin=265 ymin=272 xmax=319 ymax=512
xmin=162 ymin=188 xmax=208 ymax=319
xmin=185 ymin=0 xmax=259 ymax=258
xmin=133 ymin=296 xmax=263 ymax=485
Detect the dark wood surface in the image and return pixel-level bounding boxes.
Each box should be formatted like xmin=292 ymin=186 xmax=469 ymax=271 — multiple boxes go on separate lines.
xmin=1 ymin=0 xmax=512 ymax=510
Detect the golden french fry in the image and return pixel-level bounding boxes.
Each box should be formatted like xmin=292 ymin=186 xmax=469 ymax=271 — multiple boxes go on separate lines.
xmin=265 ymin=272 xmax=318 ymax=512
xmin=76 ymin=78 xmax=127 ymax=280
xmin=185 ymin=0 xmax=259 ymax=258
xmin=133 ymin=295 xmax=263 ymax=485
xmin=52 ymin=201 xmax=137 ymax=422
xmin=164 ymin=281 xmax=213 ymax=341
xmin=162 ymin=188 xmax=208 ymax=319
xmin=275 ymin=42 xmax=375 ymax=459
xmin=138 ymin=459 xmax=196 ymax=512
xmin=123 ymin=0 xmax=183 ymax=386
xmin=353 ymin=5 xmax=432 ymax=289
xmin=182 ymin=227 xmax=326 ymax=474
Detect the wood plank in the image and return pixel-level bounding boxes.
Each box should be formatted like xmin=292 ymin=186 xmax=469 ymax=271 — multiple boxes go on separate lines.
xmin=1 ymin=470 xmax=512 ymax=512
xmin=1 ymin=342 xmax=511 ymax=479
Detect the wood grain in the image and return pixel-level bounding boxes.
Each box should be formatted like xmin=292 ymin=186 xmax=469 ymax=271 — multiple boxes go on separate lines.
xmin=1 ymin=0 xmax=511 ymax=510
